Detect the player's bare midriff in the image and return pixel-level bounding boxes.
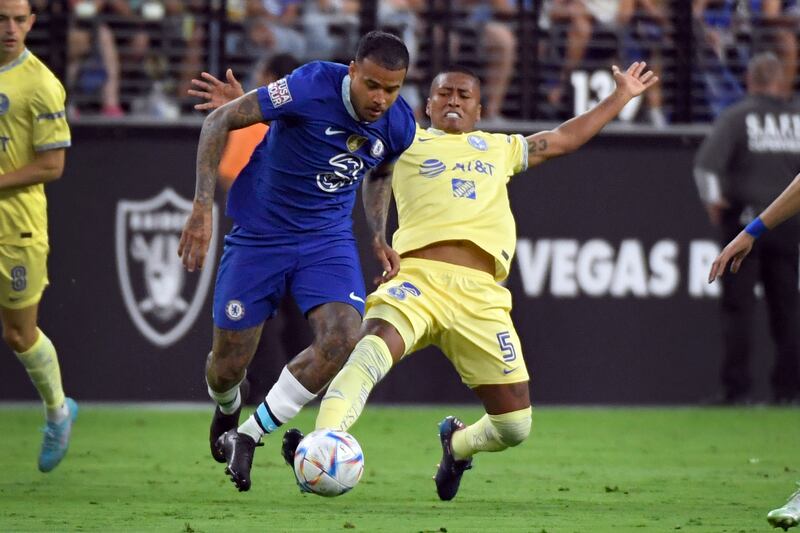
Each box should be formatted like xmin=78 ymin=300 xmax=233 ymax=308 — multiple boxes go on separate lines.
xmin=402 ymin=240 xmax=495 ymax=276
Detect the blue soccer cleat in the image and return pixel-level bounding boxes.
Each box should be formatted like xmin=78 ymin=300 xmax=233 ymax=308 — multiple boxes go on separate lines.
xmin=434 ymin=416 xmax=472 ymax=501
xmin=38 ymin=397 xmax=78 ymax=473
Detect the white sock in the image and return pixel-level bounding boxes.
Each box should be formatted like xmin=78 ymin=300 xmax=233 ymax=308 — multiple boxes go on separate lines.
xmin=265 ymin=366 xmax=317 ymax=422
xmin=238 ymin=416 xmax=263 ymax=443
xmin=238 ymin=366 xmax=316 ymax=441
xmin=46 ymin=402 xmax=69 ymax=424
xmin=207 ymin=374 xmax=245 ymax=415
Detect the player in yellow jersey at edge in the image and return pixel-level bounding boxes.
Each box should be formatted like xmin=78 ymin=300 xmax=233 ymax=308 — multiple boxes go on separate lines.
xmin=0 ymin=0 xmax=77 ymax=472
xmin=282 ymin=61 xmax=659 ymax=499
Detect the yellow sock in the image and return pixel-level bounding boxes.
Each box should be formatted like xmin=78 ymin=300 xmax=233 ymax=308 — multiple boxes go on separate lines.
xmin=315 ymin=335 xmax=393 ymax=431
xmin=451 ymin=407 xmax=532 ymax=460
xmin=15 ymin=329 xmax=65 ymax=410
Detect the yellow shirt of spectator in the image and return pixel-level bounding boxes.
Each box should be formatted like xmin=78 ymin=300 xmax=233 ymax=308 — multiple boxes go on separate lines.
xmin=0 ymin=49 xmax=71 ymax=246
xmin=391 ymin=125 xmax=528 ymax=281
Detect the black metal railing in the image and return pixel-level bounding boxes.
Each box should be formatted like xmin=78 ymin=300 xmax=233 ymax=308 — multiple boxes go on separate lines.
xmin=24 ymin=0 xmax=798 ymax=125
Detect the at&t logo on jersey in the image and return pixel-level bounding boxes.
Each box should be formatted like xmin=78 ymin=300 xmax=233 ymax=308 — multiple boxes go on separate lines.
xmin=419 ymin=159 xmax=446 ymax=178
xmin=267 ymin=78 xmax=293 ymax=108
xmin=387 ymin=281 xmax=422 ymax=301
xmin=316 ymin=153 xmax=364 ymax=192
xmin=116 ymin=188 xmax=218 ymax=347
xmin=452 ymin=179 xmax=476 ymax=199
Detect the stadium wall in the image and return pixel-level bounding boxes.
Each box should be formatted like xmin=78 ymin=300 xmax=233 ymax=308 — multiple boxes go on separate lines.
xmin=0 ymin=123 xmax=784 ymax=404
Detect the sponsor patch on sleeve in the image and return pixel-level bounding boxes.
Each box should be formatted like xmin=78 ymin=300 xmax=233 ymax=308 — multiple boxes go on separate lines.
xmin=267 ymin=78 xmax=293 ymax=108
xmin=36 ymin=110 xmax=66 ymax=121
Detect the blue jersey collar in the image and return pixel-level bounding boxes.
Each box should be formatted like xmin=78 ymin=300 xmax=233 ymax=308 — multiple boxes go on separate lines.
xmin=0 ymin=48 xmax=30 ymax=74
xmin=342 ymin=75 xmax=369 ymax=124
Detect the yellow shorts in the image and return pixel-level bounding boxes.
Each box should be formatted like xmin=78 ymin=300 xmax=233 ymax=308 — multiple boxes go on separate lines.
xmin=366 ymin=257 xmax=529 ymax=388
xmin=0 ymin=242 xmax=49 ymax=309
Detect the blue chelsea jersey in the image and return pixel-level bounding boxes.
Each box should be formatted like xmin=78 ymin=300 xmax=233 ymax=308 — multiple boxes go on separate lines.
xmin=227 ymin=61 xmax=416 ymax=234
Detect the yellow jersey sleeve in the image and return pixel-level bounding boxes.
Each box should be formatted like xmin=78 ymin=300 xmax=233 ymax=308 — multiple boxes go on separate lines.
xmin=505 ymin=133 xmax=528 ymax=175
xmin=31 ymin=74 xmax=70 ymax=153
xmin=390 ymin=128 xmax=528 ymax=281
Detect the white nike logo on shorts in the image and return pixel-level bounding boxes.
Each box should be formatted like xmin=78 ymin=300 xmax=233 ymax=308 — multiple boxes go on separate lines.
xmin=349 ymin=292 xmax=365 ymax=303
xmin=325 ymin=127 xmax=346 ymax=135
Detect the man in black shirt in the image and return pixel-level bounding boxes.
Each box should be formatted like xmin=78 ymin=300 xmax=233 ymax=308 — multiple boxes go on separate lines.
xmin=694 ymin=52 xmax=800 ymax=405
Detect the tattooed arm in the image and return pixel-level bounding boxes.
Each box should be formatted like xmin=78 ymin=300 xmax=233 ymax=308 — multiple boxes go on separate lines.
xmin=363 ymin=160 xmax=401 ymax=284
xmin=178 ymin=91 xmax=263 ymax=271
xmin=525 ymin=62 xmax=659 ymax=169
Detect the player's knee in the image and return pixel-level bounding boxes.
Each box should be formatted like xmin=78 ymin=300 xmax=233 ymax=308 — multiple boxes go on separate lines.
xmin=346 ymin=335 xmax=393 ymax=385
xmin=2 ymin=326 xmax=35 ymax=353
xmin=489 ymin=408 xmax=532 ymax=448
xmin=317 ymin=325 xmax=360 ymax=364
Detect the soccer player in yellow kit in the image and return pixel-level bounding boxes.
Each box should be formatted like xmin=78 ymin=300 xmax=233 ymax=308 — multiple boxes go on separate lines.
xmin=0 ymin=0 xmax=76 ymax=472
xmin=280 ymin=61 xmax=659 ymax=500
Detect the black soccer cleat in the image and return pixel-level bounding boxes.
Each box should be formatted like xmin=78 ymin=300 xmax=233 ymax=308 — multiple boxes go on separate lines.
xmin=209 ymin=379 xmax=250 ymax=463
xmin=281 ymin=428 xmax=304 ymax=467
xmin=217 ymin=429 xmax=262 ymax=492
xmin=434 ymin=416 xmax=473 ymax=501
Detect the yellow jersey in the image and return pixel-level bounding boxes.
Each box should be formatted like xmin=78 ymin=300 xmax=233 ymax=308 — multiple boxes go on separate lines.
xmin=0 ymin=49 xmax=71 ymax=246
xmin=391 ymin=125 xmax=528 ymax=281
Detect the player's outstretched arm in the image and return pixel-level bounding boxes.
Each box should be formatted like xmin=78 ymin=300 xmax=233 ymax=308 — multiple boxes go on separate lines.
xmin=524 ymin=61 xmax=659 ymax=168
xmin=708 ymin=231 xmax=755 ymax=282
xmin=363 ymin=161 xmax=401 ymax=285
xmin=188 ymin=69 xmax=244 ymax=111
xmin=0 ymin=149 xmax=65 ymax=190
xmin=709 ymin=172 xmax=800 ymax=282
xmin=178 ymin=92 xmax=263 ymax=272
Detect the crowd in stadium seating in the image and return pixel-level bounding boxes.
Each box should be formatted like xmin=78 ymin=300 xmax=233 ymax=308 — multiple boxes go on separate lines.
xmin=26 ymin=0 xmax=800 ymax=124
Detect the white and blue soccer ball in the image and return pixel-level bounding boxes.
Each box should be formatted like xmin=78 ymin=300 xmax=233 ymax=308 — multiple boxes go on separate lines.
xmin=293 ymin=429 xmax=364 ymax=497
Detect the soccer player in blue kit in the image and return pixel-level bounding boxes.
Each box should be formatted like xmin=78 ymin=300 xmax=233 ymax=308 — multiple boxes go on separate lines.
xmin=177 ymin=31 xmax=416 ymax=492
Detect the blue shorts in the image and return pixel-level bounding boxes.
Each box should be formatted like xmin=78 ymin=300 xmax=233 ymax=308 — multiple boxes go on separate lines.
xmin=213 ymin=226 xmax=367 ymax=330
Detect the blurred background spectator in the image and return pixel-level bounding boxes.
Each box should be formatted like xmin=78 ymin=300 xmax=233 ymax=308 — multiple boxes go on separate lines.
xmin=24 ymin=0 xmax=800 ymax=124
xmin=460 ymin=0 xmax=518 ymax=124
xmin=749 ymin=0 xmax=799 ymax=97
xmin=237 ymin=0 xmax=306 ymax=66
xmin=692 ymin=0 xmax=747 ymax=118
xmin=66 ymin=0 xmax=124 ymax=117
xmin=302 ymin=0 xmax=360 ymax=61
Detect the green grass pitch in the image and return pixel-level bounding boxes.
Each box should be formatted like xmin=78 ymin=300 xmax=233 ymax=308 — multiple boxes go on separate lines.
xmin=0 ymin=405 xmax=797 ymax=532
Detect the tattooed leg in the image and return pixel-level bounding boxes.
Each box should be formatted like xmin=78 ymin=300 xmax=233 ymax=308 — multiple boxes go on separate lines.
xmin=287 ymin=302 xmax=362 ymax=393
xmin=207 ymin=324 xmax=263 ymax=392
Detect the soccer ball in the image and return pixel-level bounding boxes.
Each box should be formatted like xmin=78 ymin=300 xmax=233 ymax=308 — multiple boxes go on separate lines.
xmin=293 ymin=429 xmax=364 ymax=497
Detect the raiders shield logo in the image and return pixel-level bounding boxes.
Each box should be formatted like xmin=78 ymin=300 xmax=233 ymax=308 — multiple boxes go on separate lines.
xmin=115 ymin=188 xmax=218 ymax=347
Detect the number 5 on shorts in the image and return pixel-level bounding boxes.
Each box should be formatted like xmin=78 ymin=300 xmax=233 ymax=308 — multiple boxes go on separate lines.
xmin=496 ymin=331 xmax=517 ymax=362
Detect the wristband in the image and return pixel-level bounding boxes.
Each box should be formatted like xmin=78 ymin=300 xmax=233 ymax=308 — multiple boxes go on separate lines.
xmin=744 ymin=216 xmax=768 ymax=239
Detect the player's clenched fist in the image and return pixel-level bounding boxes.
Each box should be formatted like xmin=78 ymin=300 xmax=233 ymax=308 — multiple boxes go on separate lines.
xmin=178 ymin=204 xmax=212 ymax=272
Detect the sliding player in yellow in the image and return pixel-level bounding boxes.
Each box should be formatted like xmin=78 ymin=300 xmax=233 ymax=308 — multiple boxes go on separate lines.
xmin=0 ymin=0 xmax=76 ymax=472
xmin=281 ymin=62 xmax=659 ymax=499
